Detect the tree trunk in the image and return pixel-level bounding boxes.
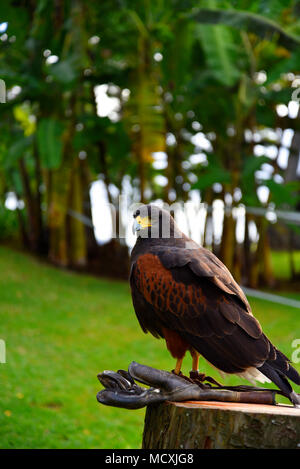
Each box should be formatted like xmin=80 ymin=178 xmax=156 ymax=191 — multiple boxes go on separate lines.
xmin=18 ymin=157 xmax=40 ymax=252
xmin=67 ymin=160 xmax=87 ymax=267
xmin=48 ymin=165 xmax=71 ymax=267
xmin=10 ymin=175 xmax=30 ymax=249
xmin=47 ymin=91 xmax=77 ymax=266
xmin=142 ymin=401 xmax=300 ymax=449
xmin=79 ymin=158 xmax=98 ymax=258
xmin=219 ymin=207 xmax=236 ymax=272
xmin=202 ymin=188 xmax=213 ymax=249
xmin=33 ymin=140 xmax=46 ymax=254
xmin=137 ymin=133 xmax=146 ymax=203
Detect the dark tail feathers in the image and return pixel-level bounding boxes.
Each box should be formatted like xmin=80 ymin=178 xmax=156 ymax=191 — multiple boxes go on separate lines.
xmin=258 ymin=361 xmax=300 ymax=407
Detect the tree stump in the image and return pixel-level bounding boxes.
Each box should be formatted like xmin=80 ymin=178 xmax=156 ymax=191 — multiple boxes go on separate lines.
xmin=142 ymin=400 xmax=300 ymax=449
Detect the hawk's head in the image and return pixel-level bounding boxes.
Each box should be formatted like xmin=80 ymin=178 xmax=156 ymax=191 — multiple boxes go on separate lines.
xmin=132 ymin=205 xmax=181 ymax=240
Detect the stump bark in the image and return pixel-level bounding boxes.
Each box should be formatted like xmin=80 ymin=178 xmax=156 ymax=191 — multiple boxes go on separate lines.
xmin=142 ymin=400 xmax=300 ymax=449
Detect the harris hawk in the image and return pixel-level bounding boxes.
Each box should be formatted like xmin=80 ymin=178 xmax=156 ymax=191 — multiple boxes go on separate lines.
xmin=130 ymin=204 xmax=300 ymax=407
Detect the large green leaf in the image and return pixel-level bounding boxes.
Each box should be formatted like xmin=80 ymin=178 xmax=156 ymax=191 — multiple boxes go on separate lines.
xmin=37 ymin=118 xmax=64 ymax=170
xmin=264 ymin=179 xmax=300 ymax=208
xmin=243 ymin=155 xmax=270 ymax=179
xmin=187 ymin=8 xmax=300 ymax=50
xmin=195 ymin=0 xmax=241 ymax=87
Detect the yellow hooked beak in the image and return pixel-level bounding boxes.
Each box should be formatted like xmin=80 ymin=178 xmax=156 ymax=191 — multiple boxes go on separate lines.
xmin=133 ymin=215 xmax=152 ymax=232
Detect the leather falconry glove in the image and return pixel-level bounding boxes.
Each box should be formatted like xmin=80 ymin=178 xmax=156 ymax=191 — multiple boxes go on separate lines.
xmin=96 ymin=362 xmax=284 ymax=410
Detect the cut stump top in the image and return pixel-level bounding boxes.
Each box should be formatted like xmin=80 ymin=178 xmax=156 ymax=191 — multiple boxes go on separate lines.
xmin=169 ymin=400 xmax=300 ymax=417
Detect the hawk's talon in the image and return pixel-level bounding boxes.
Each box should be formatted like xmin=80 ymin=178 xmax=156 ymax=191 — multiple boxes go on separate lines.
xmin=189 ymin=371 xmax=206 ymax=381
xmin=171 ymin=369 xmax=183 ymax=376
xmin=171 ymin=370 xmax=196 ymax=384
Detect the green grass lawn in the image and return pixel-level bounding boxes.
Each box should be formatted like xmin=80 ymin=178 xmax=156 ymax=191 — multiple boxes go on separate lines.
xmin=0 ymin=246 xmax=299 ymax=449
